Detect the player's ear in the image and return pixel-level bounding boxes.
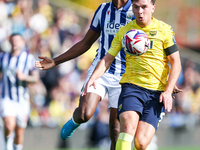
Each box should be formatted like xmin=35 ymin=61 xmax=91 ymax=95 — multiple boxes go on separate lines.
xmin=151 ymin=4 xmax=155 ymax=13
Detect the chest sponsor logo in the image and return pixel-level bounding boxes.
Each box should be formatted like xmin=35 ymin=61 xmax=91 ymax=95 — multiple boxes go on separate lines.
xmin=106 ymin=20 xmax=125 ymax=35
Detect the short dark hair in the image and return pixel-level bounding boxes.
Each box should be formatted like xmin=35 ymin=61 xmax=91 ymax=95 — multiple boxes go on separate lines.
xmin=131 ymin=0 xmax=156 ymax=5
xmin=10 ymin=33 xmax=22 ymax=38
xmin=9 ymin=33 xmax=23 ymax=42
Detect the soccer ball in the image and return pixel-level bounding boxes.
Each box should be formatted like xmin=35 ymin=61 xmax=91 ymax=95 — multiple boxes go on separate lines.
xmin=122 ymin=29 xmax=149 ymax=56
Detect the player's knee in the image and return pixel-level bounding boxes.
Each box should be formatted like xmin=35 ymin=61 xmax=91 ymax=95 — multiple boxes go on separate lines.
xmin=83 ymin=111 xmax=93 ymax=122
xmin=135 ymin=135 xmax=149 ymax=150
xmin=4 ymin=123 xmax=15 ymax=132
xmin=74 ymin=108 xmax=93 ymax=123
xmin=135 ymin=141 xmax=148 ymax=150
xmin=123 ymin=123 xmax=137 ymax=134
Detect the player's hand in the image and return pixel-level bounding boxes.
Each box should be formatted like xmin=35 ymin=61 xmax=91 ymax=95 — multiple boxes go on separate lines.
xmin=81 ymin=78 xmax=96 ymax=96
xmin=172 ymin=85 xmax=182 ymax=99
xmin=172 ymin=85 xmax=182 ymax=94
xmin=159 ymin=90 xmax=173 ymax=112
xmin=35 ymin=56 xmax=55 ymax=70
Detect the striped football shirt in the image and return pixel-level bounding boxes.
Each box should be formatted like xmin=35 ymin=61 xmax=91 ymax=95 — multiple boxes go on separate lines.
xmin=0 ymin=50 xmax=36 ymax=102
xmin=90 ymin=0 xmax=135 ymax=77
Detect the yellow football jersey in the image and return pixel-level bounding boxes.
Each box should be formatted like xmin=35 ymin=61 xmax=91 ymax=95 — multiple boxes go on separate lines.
xmin=108 ymin=17 xmax=178 ymax=91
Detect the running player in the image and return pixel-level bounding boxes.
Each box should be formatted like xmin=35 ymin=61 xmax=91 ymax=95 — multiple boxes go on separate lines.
xmin=0 ymin=33 xmax=39 ymax=150
xmin=82 ymin=0 xmax=182 ymax=149
xmin=35 ymin=0 xmax=135 ymax=150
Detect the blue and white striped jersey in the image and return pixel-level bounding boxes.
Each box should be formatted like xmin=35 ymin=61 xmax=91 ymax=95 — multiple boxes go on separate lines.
xmin=0 ymin=50 xmax=36 ymax=102
xmin=90 ymin=0 xmax=135 ymax=77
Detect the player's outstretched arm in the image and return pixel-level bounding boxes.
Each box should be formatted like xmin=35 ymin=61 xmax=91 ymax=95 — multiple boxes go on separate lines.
xmin=82 ymin=53 xmax=115 ymax=96
xmin=36 ymin=29 xmax=100 ymax=70
xmin=53 ymin=29 xmax=100 ymax=65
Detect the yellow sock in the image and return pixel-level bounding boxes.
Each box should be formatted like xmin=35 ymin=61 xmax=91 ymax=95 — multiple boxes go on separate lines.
xmin=116 ymin=132 xmax=133 ymax=150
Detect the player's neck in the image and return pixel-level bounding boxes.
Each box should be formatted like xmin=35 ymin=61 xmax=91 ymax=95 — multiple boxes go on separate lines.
xmin=11 ymin=49 xmax=21 ymax=56
xmin=112 ymin=0 xmax=129 ymax=9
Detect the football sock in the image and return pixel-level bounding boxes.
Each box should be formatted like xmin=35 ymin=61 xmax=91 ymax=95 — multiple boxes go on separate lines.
xmin=116 ymin=132 xmax=133 ymax=150
xmin=72 ymin=117 xmax=80 ymax=126
xmin=60 ymin=117 xmax=80 ymax=140
xmin=13 ymin=144 xmax=23 ymax=150
xmin=6 ymin=131 xmax=15 ymax=150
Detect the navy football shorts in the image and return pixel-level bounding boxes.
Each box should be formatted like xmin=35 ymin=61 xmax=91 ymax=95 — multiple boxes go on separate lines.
xmin=118 ymin=83 xmax=166 ymax=130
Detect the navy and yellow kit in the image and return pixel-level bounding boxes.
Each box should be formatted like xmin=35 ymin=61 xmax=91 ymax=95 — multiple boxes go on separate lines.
xmin=108 ymin=17 xmax=178 ymax=91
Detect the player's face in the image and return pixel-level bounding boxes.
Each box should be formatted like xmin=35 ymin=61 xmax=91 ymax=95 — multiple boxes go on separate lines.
xmin=132 ymin=0 xmax=155 ymax=27
xmin=10 ymin=35 xmax=25 ymax=52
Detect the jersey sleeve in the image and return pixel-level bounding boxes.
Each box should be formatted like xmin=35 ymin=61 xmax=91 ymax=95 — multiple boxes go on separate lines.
xmin=28 ymin=54 xmax=37 ymax=72
xmin=0 ymin=52 xmax=4 ymax=71
xmin=90 ymin=4 xmax=103 ymax=32
xmin=108 ymin=28 xmax=123 ymax=57
xmin=164 ymin=26 xmax=178 ymax=55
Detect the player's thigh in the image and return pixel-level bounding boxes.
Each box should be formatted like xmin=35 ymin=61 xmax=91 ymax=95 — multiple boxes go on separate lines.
xmin=0 ymin=99 xmax=17 ymax=117
xmin=79 ymin=80 xmax=107 ymax=111
xmin=74 ymin=93 xmax=101 ymax=123
xmin=1 ymin=100 xmax=17 ymax=130
xmin=135 ymin=121 xmax=155 ymax=146
xmin=119 ymin=111 xmax=140 ymax=136
xmin=109 ymin=108 xmax=118 ymax=123
xmin=79 ymin=93 xmax=101 ymax=114
xmin=140 ymin=94 xmax=166 ymax=130
xmin=16 ymin=100 xmax=30 ymax=128
xmin=3 ymin=116 xmax=16 ymax=131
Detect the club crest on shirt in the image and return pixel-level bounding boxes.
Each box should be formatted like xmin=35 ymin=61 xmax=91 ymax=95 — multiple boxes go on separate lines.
xmin=149 ymin=30 xmax=157 ymax=36
xmin=126 ymin=11 xmax=134 ymax=20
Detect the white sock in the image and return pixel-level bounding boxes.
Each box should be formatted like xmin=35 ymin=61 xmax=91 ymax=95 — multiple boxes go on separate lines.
xmin=6 ymin=131 xmax=15 ymax=150
xmin=72 ymin=117 xmax=80 ymax=125
xmin=13 ymin=144 xmax=23 ymax=150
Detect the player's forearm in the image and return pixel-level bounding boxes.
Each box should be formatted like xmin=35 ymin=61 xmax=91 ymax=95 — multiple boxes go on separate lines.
xmin=90 ymin=53 xmax=114 ymax=81
xmin=54 ymin=42 xmax=91 ymax=66
xmin=25 ymin=76 xmax=38 ymax=83
xmin=54 ymin=29 xmax=100 ymax=66
xmin=24 ymin=71 xmax=39 ymax=83
xmin=90 ymin=60 xmax=109 ymax=81
xmin=165 ymin=57 xmax=181 ymax=93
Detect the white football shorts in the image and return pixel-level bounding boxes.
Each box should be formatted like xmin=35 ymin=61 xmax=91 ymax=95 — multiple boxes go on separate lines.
xmin=81 ymin=71 xmax=122 ymax=109
xmin=0 ymin=98 xmax=30 ymax=128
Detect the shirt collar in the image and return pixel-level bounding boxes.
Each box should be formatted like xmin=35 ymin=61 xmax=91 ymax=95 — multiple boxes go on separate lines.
xmin=111 ymin=0 xmax=132 ymax=11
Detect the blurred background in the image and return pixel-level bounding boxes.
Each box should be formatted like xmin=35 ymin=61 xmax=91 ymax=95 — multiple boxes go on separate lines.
xmin=0 ymin=0 xmax=200 ymax=150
